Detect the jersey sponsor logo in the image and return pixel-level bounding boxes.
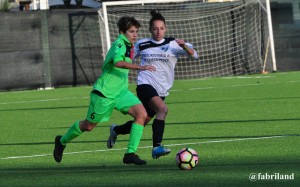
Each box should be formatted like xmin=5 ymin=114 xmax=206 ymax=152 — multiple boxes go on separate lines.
xmin=141 ymin=54 xmax=167 ymax=58
xmin=141 ymin=54 xmax=170 ymax=63
xmin=144 ymin=58 xmax=169 ymax=63
xmin=161 ymin=46 xmax=168 ymax=52
xmin=140 ymin=42 xmax=151 ymax=47
xmin=139 ymin=37 xmax=175 ymax=51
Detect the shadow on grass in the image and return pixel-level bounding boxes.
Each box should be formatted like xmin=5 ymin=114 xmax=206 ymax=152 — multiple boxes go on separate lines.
xmin=167 ymin=118 xmax=300 ymax=125
xmin=1 ymin=162 xmax=299 ymax=187
xmin=1 ymin=95 xmax=299 ymax=112
xmin=0 ymin=163 xmax=178 ymax=173
xmin=0 ymin=160 xmax=300 ymax=175
xmin=0 ymin=105 xmax=87 ymax=112
xmin=45 ymin=117 xmax=300 ymax=130
xmin=166 ymin=96 xmax=300 ymax=105
xmin=1 ymin=161 xmax=299 ymax=174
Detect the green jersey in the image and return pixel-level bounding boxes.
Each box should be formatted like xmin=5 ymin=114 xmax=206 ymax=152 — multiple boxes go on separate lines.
xmin=93 ymin=34 xmax=133 ymax=98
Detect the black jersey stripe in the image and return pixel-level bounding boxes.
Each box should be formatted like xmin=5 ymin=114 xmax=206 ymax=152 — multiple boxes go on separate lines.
xmin=125 ymin=44 xmax=131 ymax=58
xmin=139 ymin=37 xmax=175 ymax=51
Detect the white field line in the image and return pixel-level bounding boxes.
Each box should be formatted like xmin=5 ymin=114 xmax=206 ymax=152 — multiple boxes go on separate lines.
xmin=0 ymin=97 xmax=88 ymax=105
xmin=0 ymin=135 xmax=286 ymax=160
xmin=0 ymin=83 xmax=241 ymax=105
xmin=0 ymin=82 xmax=260 ymax=104
xmin=1 ymin=77 xmax=299 ymax=105
xmin=172 ymin=79 xmax=300 ymax=92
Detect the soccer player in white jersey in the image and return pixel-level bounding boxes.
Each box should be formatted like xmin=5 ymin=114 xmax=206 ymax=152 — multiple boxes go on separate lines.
xmin=107 ymin=10 xmax=198 ymax=159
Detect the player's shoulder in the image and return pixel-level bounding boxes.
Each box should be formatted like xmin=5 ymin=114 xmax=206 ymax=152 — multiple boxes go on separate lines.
xmin=136 ymin=38 xmax=153 ymax=51
xmin=115 ymin=37 xmax=126 ymax=46
xmin=165 ymin=37 xmax=179 ymax=48
xmin=165 ymin=37 xmax=176 ymax=42
xmin=136 ymin=38 xmax=152 ymax=45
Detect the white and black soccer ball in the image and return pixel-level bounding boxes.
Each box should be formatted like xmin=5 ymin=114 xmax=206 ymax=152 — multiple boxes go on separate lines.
xmin=175 ymin=148 xmax=199 ymax=170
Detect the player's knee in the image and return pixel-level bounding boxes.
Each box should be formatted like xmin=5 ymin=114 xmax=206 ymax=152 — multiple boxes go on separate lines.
xmin=157 ymin=105 xmax=168 ymax=116
xmin=80 ymin=120 xmax=97 ymax=132
xmin=85 ymin=125 xmax=95 ymax=131
xmin=135 ymin=109 xmax=147 ymax=123
xmin=139 ymin=110 xmax=148 ymax=121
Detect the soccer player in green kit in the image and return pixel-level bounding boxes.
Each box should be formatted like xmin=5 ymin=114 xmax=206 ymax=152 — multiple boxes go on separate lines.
xmin=53 ymin=16 xmax=156 ymax=165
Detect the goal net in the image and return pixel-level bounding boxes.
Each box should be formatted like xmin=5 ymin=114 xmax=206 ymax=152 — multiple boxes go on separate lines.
xmin=98 ymin=0 xmax=275 ymax=82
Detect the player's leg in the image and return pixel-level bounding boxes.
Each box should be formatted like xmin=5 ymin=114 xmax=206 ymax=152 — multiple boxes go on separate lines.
xmin=123 ymin=104 xmax=147 ymax=165
xmin=54 ymin=119 xmax=97 ymax=163
xmin=54 ymin=91 xmax=113 ymax=163
xmin=148 ymin=96 xmax=171 ymax=159
xmin=136 ymin=84 xmax=171 ymax=158
xmin=115 ymin=90 xmax=147 ymax=165
xmin=107 ymin=116 xmax=152 ymax=149
xmin=106 ymin=84 xmax=153 ymax=149
xmin=148 ymin=96 xmax=167 ymax=146
xmin=113 ymin=120 xmax=134 ymax=135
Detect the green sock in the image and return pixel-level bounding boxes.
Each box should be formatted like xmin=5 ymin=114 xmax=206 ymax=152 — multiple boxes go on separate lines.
xmin=126 ymin=123 xmax=144 ymax=154
xmin=60 ymin=121 xmax=83 ymax=146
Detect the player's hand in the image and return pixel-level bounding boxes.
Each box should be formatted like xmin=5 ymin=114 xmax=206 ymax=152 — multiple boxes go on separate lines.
xmin=176 ymin=39 xmax=186 ymax=48
xmin=140 ymin=65 xmax=156 ymax=71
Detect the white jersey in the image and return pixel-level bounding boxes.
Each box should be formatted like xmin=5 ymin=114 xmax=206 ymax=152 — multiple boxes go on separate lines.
xmin=134 ymin=37 xmax=198 ymax=96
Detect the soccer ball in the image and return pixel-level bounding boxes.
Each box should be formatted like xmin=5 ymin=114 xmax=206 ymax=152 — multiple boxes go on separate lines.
xmin=175 ymin=148 xmax=199 ymax=170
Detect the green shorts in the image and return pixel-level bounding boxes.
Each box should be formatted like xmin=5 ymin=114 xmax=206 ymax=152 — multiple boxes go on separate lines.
xmin=86 ymin=89 xmax=141 ymax=123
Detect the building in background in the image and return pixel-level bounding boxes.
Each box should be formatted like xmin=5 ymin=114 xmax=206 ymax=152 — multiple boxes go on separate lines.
xmin=0 ymin=0 xmax=299 ymax=91
xmin=270 ymin=0 xmax=300 ymax=71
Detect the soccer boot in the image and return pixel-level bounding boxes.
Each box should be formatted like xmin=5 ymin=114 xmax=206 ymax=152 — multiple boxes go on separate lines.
xmin=152 ymin=145 xmax=171 ymax=159
xmin=123 ymin=153 xmax=147 ymax=165
xmin=53 ymin=135 xmax=66 ymax=163
xmin=107 ymin=124 xmax=117 ymax=149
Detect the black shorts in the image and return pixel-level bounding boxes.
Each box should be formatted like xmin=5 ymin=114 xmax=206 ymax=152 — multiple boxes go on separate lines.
xmin=136 ymin=84 xmax=165 ymax=118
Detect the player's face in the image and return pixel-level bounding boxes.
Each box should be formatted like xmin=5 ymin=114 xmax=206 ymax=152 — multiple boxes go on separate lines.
xmin=150 ymin=20 xmax=167 ymax=41
xmin=124 ymin=26 xmax=139 ymax=44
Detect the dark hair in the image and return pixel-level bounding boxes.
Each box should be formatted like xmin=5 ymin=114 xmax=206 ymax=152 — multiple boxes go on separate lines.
xmin=117 ymin=16 xmax=141 ymax=34
xmin=149 ymin=9 xmax=166 ymax=29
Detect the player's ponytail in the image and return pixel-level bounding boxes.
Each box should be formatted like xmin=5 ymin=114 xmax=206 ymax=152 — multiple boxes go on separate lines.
xmin=149 ymin=9 xmax=166 ymax=29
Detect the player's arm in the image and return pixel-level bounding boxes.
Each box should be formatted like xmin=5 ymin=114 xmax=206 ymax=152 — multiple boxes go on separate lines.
xmin=115 ymin=61 xmax=156 ymax=71
xmin=113 ymin=41 xmax=155 ymax=71
xmin=176 ymin=39 xmax=198 ymax=59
